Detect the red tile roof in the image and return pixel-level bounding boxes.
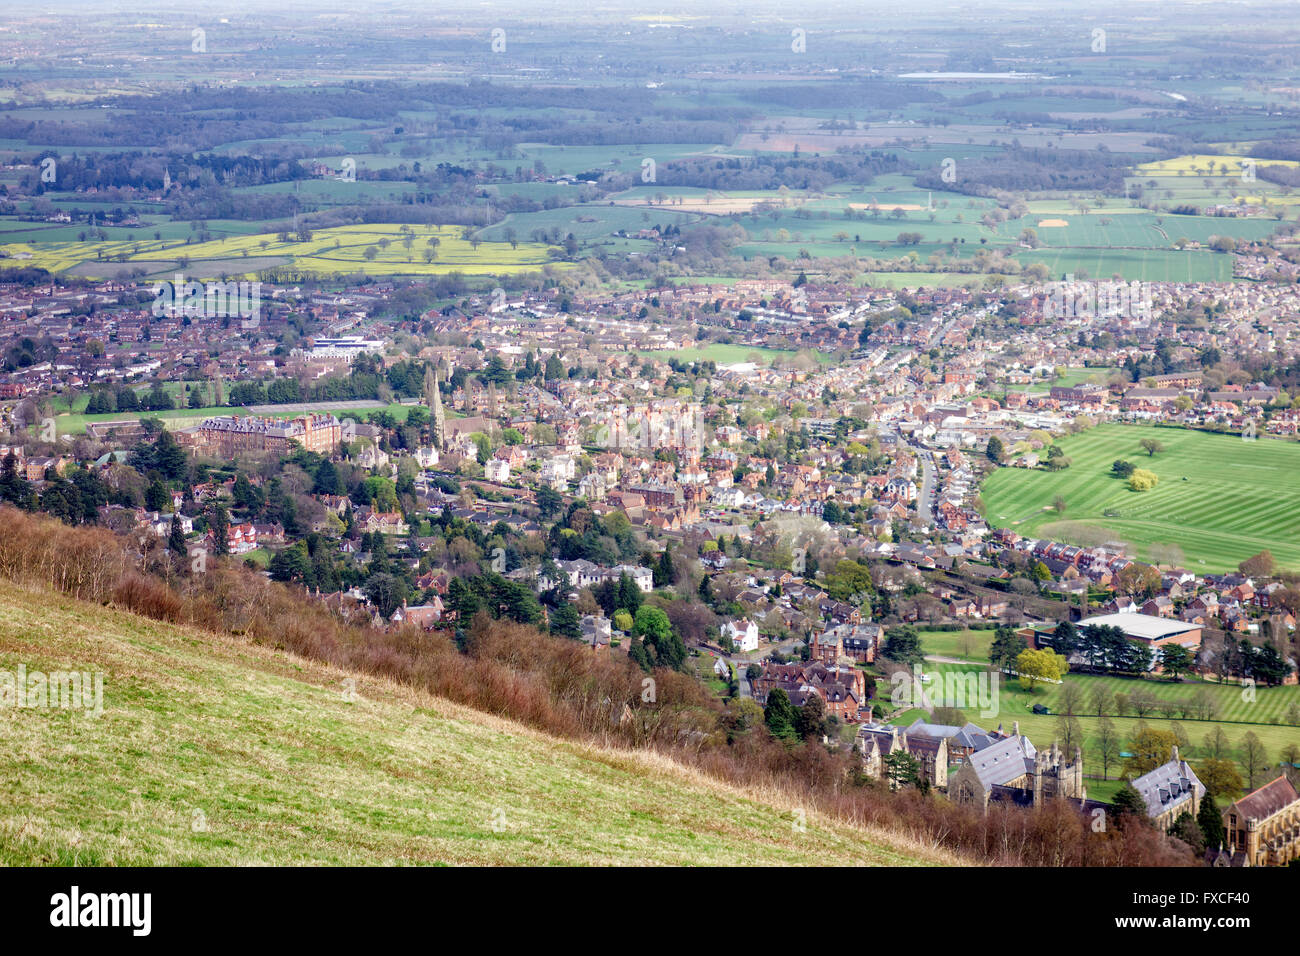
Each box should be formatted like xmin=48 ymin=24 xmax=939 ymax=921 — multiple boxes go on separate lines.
xmin=1232 ymin=775 xmax=1299 ymax=821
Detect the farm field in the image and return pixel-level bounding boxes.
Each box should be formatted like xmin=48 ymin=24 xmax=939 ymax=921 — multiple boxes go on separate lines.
xmin=981 ymin=424 xmax=1300 ymax=572
xmin=511 ymin=142 xmax=729 ymax=176
xmin=1135 ymin=153 xmax=1299 ymax=177
xmin=1131 ymin=153 xmax=1300 ymax=214
xmin=1002 ymin=209 xmax=1278 ymax=248
xmin=1012 ymin=247 xmax=1234 ymax=282
xmin=715 ymin=169 xmax=1264 ymax=281
xmin=608 ymin=186 xmax=820 ymax=215
xmin=861 ymin=272 xmax=981 ymax=289
xmin=0 ymin=223 xmax=564 ymax=280
xmin=476 ymin=203 xmax=700 ymax=244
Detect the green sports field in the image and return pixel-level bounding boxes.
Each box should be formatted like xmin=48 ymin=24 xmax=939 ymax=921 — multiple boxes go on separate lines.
xmin=981 ymin=424 xmax=1300 ymax=572
xmin=914 ymin=662 xmax=1300 ymax=786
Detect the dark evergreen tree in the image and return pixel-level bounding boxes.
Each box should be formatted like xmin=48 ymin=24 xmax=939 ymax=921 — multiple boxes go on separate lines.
xmin=550 ymin=602 xmax=581 ymax=640
xmin=764 ymin=688 xmax=798 ymax=740
xmin=1169 ymin=811 xmax=1204 ymax=854
xmin=1198 ymin=793 xmax=1226 ymax=850
xmin=1111 ymin=782 xmax=1148 ymax=820
xmin=168 ymin=514 xmax=186 ymax=553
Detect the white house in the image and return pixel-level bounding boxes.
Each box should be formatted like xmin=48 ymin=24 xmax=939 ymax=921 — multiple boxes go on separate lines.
xmin=712 ymin=488 xmax=746 ymax=508
xmin=146 ymin=511 xmax=194 ymax=537
xmin=534 ymin=561 xmax=654 ymax=594
xmin=485 ymin=458 xmax=511 ymax=483
xmin=612 ymin=564 xmax=654 ymax=593
xmin=722 ymin=618 xmax=759 ymax=653
xmin=541 ymin=455 xmax=576 ymax=485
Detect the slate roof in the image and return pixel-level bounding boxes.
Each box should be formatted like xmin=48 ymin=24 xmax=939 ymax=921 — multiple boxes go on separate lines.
xmin=905 ymin=719 xmax=997 ymax=752
xmin=965 ymin=735 xmax=1036 ymax=790
xmin=1131 ymin=757 xmax=1205 ymax=819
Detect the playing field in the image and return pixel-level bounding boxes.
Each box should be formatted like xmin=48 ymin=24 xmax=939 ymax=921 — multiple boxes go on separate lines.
xmin=1026 ymin=367 xmax=1119 ymax=393
xmin=914 ymin=662 xmax=1300 ymax=785
xmin=981 ymin=424 xmax=1300 ymax=572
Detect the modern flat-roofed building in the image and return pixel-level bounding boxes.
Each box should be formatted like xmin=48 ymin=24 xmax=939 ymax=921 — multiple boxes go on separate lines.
xmin=292 ymin=336 xmax=385 ymax=360
xmin=1079 ymin=612 xmax=1201 ymax=649
xmin=1079 ymin=612 xmax=1202 ymax=670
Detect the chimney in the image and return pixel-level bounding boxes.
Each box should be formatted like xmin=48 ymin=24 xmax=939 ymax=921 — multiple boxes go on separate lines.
xmin=1013 ymin=721 xmax=1020 ymax=737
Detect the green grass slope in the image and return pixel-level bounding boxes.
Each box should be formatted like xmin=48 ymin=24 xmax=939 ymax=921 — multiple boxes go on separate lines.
xmin=0 ymin=580 xmax=952 ymax=866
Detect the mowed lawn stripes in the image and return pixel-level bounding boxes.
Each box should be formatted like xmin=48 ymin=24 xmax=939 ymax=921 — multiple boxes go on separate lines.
xmin=927 ymin=662 xmax=1296 ymax=726
xmin=920 ymin=663 xmax=1300 ymax=780
xmin=981 ymin=424 xmax=1300 ymax=572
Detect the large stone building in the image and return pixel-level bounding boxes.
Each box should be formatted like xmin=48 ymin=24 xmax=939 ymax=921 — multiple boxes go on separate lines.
xmin=1129 ymin=747 xmax=1205 ymax=831
xmin=948 ymin=727 xmax=1085 ymax=811
xmin=858 ymin=721 xmax=950 ymax=789
xmin=812 ymin=622 xmax=878 ymax=665
xmin=752 ymin=660 xmax=864 ymax=722
xmin=190 ymin=414 xmax=341 ymax=458
xmin=1215 ymin=775 xmax=1300 ymax=867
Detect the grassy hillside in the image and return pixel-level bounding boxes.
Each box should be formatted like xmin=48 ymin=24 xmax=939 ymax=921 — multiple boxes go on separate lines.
xmin=0 ymin=580 xmax=952 ymax=866
xmin=981 ymin=424 xmax=1300 ymax=572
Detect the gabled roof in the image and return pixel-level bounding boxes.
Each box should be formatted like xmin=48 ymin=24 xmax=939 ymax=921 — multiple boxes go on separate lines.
xmin=1231 ymin=775 xmax=1300 ymax=822
xmin=964 ymin=735 xmax=1036 ymax=790
xmin=1131 ymin=756 xmax=1205 ymax=818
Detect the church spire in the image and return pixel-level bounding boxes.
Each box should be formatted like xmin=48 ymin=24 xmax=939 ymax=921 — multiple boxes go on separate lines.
xmin=425 ymin=364 xmax=445 ymax=450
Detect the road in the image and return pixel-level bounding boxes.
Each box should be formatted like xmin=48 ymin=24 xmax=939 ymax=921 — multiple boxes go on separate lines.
xmin=717 ymin=633 xmax=809 ymax=699
xmin=917 ymin=449 xmax=935 ymax=522
xmin=912 ymin=442 xmax=937 ymax=528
